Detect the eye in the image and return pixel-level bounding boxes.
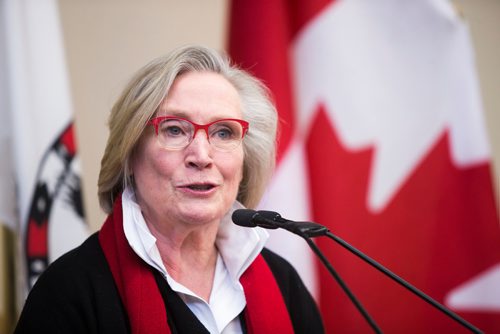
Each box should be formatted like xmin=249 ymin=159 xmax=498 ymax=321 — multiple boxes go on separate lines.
xmin=159 ymin=120 xmax=190 ymax=137
xmin=164 ymin=125 xmax=183 ymax=136
xmin=214 ymin=127 xmax=233 ymax=139
xmin=210 ymin=123 xmax=237 ymax=141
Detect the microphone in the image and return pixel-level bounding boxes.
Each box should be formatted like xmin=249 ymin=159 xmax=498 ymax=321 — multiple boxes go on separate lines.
xmin=233 ymin=208 xmax=382 ymax=333
xmin=232 ymin=209 xmax=328 ymax=237
xmin=231 ymin=209 xmax=278 ymax=229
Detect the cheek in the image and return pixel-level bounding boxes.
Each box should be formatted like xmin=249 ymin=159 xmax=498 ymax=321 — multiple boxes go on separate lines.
xmin=221 ymin=151 xmax=244 ymax=187
xmin=132 ymin=139 xmax=176 ymax=190
xmin=137 ymin=156 xmax=177 ymax=186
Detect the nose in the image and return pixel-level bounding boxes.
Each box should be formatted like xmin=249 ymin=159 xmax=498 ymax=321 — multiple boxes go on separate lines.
xmin=185 ymin=131 xmax=213 ymax=169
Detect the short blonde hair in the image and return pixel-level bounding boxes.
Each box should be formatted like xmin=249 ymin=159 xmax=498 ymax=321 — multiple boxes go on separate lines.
xmin=98 ymin=45 xmax=277 ymax=213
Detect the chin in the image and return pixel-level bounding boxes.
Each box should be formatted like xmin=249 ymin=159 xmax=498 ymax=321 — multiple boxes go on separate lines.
xmin=177 ymin=204 xmax=224 ymax=225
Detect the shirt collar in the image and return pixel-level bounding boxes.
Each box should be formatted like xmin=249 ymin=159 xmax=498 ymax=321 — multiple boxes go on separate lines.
xmin=121 ymin=186 xmax=269 ymax=283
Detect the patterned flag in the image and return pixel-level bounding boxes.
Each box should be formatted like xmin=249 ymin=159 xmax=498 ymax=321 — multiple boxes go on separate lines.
xmin=229 ymin=0 xmax=500 ymax=332
xmin=0 ymin=0 xmax=89 ymax=297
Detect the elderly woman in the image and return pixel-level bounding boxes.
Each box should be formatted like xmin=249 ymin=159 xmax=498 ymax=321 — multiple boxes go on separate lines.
xmin=15 ymin=46 xmax=324 ymax=333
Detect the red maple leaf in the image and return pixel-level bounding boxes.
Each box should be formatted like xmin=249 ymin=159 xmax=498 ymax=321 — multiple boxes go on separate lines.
xmin=306 ymin=105 xmax=500 ymax=333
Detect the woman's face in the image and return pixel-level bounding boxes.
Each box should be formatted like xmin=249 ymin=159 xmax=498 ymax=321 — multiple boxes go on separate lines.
xmin=131 ymin=71 xmax=245 ymax=228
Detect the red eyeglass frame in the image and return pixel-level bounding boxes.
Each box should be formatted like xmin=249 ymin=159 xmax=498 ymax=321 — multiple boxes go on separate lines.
xmin=147 ymin=116 xmax=250 ymax=139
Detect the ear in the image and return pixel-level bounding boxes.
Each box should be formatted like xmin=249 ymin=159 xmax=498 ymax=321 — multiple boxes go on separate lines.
xmin=129 ymin=136 xmax=143 ymax=172
xmin=127 ymin=145 xmax=140 ymax=185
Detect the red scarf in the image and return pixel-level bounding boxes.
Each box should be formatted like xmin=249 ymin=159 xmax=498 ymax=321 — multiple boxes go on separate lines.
xmin=99 ymin=196 xmax=294 ymax=334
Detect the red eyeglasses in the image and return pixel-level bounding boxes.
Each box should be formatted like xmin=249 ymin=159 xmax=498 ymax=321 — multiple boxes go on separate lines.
xmin=148 ymin=116 xmax=249 ymax=152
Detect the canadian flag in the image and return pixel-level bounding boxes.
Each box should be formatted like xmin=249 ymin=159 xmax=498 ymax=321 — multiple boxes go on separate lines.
xmin=229 ymin=0 xmax=500 ymax=333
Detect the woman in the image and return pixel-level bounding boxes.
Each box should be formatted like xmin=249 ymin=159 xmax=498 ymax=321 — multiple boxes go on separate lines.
xmin=15 ymin=45 xmax=324 ymax=333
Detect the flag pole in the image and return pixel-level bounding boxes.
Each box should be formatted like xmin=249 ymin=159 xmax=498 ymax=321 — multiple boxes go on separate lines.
xmin=0 ymin=224 xmax=16 ymax=333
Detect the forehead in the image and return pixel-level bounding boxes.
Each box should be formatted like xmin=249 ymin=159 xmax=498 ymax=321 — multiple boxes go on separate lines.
xmin=158 ymin=71 xmax=242 ymax=121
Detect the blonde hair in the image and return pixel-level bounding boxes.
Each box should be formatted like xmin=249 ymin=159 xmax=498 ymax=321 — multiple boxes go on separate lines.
xmin=98 ymin=45 xmax=277 ymax=213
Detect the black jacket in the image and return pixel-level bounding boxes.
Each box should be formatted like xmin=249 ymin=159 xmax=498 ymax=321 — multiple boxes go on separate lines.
xmin=15 ymin=233 xmax=324 ymax=333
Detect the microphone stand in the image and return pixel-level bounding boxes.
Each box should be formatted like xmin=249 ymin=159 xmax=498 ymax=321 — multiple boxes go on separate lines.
xmin=234 ymin=209 xmax=382 ymax=332
xmin=276 ymin=219 xmax=483 ymax=334
xmin=304 ymin=237 xmax=382 ymax=333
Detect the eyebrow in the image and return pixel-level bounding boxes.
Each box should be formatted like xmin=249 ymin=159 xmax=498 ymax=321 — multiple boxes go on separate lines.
xmin=157 ymin=108 xmax=188 ymax=118
xmin=157 ymin=108 xmax=238 ymax=122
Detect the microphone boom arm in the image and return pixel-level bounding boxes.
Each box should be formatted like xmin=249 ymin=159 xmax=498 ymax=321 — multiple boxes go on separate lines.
xmin=254 ymin=211 xmax=382 ymax=332
xmin=254 ymin=210 xmax=482 ymax=333
xmin=231 ymin=209 xmax=483 ymax=333
xmin=304 ymin=237 xmax=383 ymax=333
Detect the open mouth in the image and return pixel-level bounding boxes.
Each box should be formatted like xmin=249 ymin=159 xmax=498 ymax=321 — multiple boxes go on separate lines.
xmin=186 ymin=184 xmax=215 ymax=191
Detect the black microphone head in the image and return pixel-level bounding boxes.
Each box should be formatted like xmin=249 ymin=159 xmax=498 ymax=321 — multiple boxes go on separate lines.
xmin=232 ymin=209 xmax=258 ymax=227
xmin=257 ymin=210 xmax=282 ymax=221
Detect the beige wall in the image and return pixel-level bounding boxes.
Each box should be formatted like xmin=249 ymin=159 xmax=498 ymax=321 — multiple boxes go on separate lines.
xmin=458 ymin=0 xmax=500 ymax=193
xmin=59 ymin=0 xmax=500 ymax=230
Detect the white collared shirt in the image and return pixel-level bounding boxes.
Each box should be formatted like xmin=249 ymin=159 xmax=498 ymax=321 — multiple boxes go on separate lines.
xmin=121 ymin=187 xmax=269 ymax=333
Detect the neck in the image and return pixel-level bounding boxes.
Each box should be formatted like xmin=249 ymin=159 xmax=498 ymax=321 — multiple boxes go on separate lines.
xmin=146 ymin=219 xmax=220 ymax=302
